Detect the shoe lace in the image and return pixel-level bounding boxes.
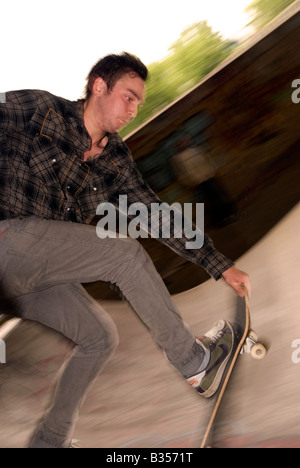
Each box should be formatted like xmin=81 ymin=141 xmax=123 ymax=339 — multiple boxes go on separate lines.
xmin=210 ymin=330 xmax=224 ymax=344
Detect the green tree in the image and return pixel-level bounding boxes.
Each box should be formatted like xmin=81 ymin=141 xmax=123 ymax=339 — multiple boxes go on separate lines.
xmin=120 ymin=21 xmax=235 ymax=137
xmin=246 ymin=0 xmax=297 ymax=29
xmin=167 ymin=22 xmax=234 ymax=89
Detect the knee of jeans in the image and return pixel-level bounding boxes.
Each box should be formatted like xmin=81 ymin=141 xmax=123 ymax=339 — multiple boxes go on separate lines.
xmin=105 ymin=320 xmax=119 ymax=355
xmin=87 ymin=317 xmax=119 ymax=357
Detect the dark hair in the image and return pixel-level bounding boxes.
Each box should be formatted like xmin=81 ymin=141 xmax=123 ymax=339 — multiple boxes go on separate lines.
xmin=85 ymin=52 xmax=148 ymax=99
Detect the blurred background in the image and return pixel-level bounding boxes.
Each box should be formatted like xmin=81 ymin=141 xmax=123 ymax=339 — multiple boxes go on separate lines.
xmin=120 ymin=0 xmax=299 ymax=137
xmin=86 ymin=0 xmax=300 ymax=298
xmin=0 ymin=0 xmax=300 ymax=448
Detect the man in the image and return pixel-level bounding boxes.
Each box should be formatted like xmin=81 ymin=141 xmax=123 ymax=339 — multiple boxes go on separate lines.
xmin=0 ymin=52 xmax=250 ymax=448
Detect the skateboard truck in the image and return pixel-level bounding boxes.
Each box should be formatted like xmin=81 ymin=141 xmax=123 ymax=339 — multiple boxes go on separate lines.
xmin=240 ymin=330 xmax=267 ymax=360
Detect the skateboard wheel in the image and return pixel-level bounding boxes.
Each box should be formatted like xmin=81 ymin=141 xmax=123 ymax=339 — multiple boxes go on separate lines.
xmin=250 ymin=343 xmax=267 ymax=360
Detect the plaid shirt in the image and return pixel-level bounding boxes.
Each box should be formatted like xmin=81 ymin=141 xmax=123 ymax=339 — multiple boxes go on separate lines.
xmin=0 ymin=89 xmax=233 ymax=279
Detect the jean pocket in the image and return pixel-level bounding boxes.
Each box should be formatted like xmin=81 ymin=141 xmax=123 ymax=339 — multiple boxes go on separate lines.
xmin=0 ymin=248 xmax=48 ymax=297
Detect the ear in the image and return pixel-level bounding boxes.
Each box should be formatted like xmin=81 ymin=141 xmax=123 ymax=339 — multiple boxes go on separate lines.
xmin=93 ymin=77 xmax=107 ymax=97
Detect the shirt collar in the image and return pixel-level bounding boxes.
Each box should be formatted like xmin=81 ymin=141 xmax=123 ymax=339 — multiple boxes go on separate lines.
xmin=66 ymin=98 xmax=129 ymax=158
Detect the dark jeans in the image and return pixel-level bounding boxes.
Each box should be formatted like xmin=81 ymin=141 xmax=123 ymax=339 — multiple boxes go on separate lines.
xmin=0 ymin=217 xmax=203 ymax=447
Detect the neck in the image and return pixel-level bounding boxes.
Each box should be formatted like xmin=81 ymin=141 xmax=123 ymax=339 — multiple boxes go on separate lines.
xmin=83 ymin=99 xmax=107 ymax=146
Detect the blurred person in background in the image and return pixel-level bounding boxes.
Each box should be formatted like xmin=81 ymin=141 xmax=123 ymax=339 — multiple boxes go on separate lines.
xmin=172 ymin=135 xmax=235 ymax=227
xmin=0 ymin=52 xmax=250 ymax=448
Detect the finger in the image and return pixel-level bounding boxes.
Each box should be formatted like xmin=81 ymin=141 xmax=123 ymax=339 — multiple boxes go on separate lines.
xmin=240 ymin=282 xmax=251 ymax=299
xmin=244 ymin=277 xmax=252 ymax=299
xmin=237 ymin=284 xmax=246 ymax=298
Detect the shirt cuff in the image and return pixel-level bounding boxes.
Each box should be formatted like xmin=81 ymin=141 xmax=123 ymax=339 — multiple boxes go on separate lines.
xmin=197 ymin=246 xmax=235 ymax=281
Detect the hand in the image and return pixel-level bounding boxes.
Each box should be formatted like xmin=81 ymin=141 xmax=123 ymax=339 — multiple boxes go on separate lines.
xmin=222 ymin=266 xmax=251 ymax=298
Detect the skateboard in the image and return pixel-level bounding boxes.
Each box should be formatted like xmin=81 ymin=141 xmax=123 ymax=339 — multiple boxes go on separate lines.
xmin=200 ymin=286 xmax=266 ymax=448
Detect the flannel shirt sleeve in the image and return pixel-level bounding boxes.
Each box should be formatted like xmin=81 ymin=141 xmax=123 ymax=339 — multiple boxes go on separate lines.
xmin=0 ymin=90 xmax=39 ymax=136
xmin=119 ymin=160 xmax=234 ymax=281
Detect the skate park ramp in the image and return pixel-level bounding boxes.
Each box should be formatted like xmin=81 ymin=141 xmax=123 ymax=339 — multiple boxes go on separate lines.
xmin=87 ymin=5 xmax=300 ymax=300
xmin=0 ymin=203 xmax=299 ymax=448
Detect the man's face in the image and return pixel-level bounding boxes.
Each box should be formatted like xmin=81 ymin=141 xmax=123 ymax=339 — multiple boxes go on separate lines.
xmin=95 ymin=73 xmax=145 ymax=134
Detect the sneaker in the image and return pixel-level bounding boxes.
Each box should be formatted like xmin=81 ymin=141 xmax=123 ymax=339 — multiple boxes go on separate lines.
xmin=69 ymin=439 xmax=81 ymax=448
xmin=186 ymin=320 xmax=234 ymax=398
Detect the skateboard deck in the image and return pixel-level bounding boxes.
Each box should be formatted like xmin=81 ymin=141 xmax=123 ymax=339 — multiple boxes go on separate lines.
xmin=200 ymin=286 xmax=266 ymax=448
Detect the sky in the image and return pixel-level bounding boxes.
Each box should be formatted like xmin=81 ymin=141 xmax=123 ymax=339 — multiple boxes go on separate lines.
xmin=1 ymin=0 xmax=254 ymax=100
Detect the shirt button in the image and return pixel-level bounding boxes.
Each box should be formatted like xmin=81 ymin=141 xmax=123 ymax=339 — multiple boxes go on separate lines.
xmin=67 ymin=208 xmax=71 ymax=211
xmin=93 ymin=187 xmax=97 ymax=191
xmin=52 ymin=159 xmax=57 ymax=163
